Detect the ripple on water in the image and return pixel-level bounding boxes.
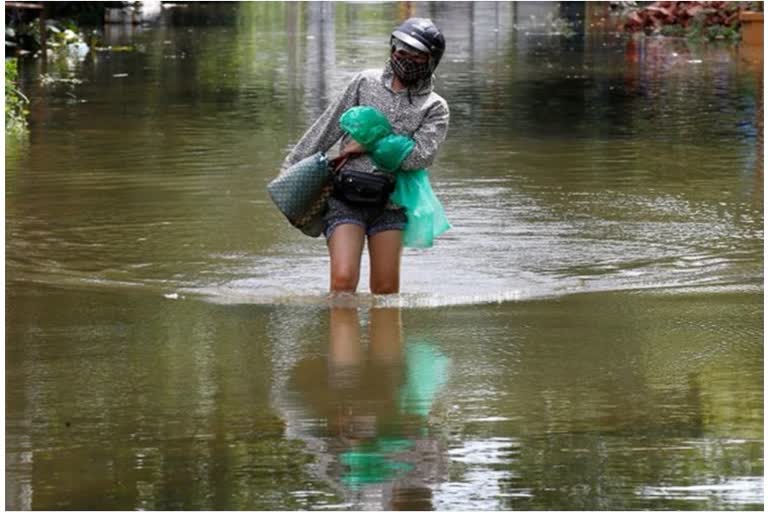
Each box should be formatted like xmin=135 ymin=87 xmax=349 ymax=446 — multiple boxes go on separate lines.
xmin=638 ymin=478 xmax=764 ymax=507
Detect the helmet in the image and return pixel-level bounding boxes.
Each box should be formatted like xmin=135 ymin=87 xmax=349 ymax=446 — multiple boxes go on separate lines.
xmin=391 ymin=18 xmax=445 ymax=70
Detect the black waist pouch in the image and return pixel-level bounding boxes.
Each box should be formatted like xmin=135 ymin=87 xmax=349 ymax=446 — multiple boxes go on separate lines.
xmin=332 ymin=169 xmax=395 ymax=207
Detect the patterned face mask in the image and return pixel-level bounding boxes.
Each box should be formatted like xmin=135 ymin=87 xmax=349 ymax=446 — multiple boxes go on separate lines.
xmin=390 ymin=52 xmax=432 ymax=85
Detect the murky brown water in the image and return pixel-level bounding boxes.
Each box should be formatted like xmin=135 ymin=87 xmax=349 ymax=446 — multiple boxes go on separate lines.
xmin=6 ymin=2 xmax=763 ymax=510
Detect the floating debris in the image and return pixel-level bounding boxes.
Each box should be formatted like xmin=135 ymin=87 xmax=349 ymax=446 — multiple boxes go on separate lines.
xmin=94 ymin=45 xmax=138 ymax=53
xmin=39 ymin=74 xmax=84 ymax=86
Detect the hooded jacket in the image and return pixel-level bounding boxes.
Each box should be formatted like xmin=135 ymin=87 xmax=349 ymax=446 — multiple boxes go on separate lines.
xmin=281 ymin=63 xmax=450 ymax=177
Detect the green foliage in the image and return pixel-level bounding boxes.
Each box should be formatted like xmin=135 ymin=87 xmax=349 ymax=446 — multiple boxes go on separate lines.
xmin=8 ymin=16 xmax=96 ymax=55
xmin=686 ymin=12 xmax=742 ymax=42
xmin=660 ymin=24 xmax=686 ymax=37
xmin=9 ymin=20 xmax=43 ymax=53
xmin=625 ymin=1 xmax=745 ymax=42
xmin=706 ymin=23 xmax=741 ymax=40
xmin=5 ymin=58 xmax=29 ymax=136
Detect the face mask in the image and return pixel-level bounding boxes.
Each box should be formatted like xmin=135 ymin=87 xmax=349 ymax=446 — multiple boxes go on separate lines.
xmin=391 ymin=52 xmax=432 ymax=85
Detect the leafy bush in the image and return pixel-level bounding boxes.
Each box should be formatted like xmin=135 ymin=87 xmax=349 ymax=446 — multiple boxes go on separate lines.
xmin=5 ymin=58 xmax=29 ymax=135
xmin=624 ymin=1 xmax=746 ymax=41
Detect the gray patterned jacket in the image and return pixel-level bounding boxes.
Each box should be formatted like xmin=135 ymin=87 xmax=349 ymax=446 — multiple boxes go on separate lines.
xmin=281 ymin=62 xmax=450 ymax=177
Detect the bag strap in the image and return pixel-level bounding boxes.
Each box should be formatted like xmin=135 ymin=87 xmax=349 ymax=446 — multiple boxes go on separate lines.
xmin=293 ymin=154 xmax=349 ymax=229
xmin=329 ymin=154 xmax=351 ymax=174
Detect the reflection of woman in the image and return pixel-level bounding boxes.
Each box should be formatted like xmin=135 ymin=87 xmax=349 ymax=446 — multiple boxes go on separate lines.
xmin=291 ymin=308 xmax=407 ymax=450
xmin=281 ymin=19 xmax=449 ymax=294
xmin=286 ymin=307 xmax=449 ymax=510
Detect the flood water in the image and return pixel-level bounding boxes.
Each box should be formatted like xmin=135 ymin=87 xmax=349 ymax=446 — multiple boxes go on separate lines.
xmin=6 ymin=2 xmax=764 ymax=510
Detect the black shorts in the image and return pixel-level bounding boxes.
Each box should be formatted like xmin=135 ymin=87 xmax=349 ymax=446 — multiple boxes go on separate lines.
xmin=322 ymin=197 xmax=407 ymax=239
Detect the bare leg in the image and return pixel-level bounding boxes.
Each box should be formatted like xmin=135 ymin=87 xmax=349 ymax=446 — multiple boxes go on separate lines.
xmin=368 ymin=230 xmax=403 ymax=294
xmin=369 ymin=308 xmax=403 ymax=364
xmin=328 ymin=306 xmax=364 ymax=439
xmin=328 ymin=224 xmax=366 ymax=293
xmin=329 ymin=307 xmax=362 ymax=367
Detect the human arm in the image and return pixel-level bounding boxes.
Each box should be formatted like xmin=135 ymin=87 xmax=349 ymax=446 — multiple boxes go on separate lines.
xmin=339 ymin=140 xmax=367 ymax=158
xmin=280 ymin=73 xmax=363 ymax=171
xmin=399 ymin=100 xmax=450 ymax=171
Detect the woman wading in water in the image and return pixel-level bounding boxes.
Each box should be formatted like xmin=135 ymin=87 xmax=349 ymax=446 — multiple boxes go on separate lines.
xmin=281 ymin=18 xmax=449 ymax=294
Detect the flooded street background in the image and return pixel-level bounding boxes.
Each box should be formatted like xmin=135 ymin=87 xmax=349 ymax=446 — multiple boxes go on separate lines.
xmin=6 ymin=2 xmax=763 ymax=510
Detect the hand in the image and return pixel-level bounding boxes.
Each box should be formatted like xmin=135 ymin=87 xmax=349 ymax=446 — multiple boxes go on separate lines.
xmin=340 ymin=140 xmax=366 ymax=158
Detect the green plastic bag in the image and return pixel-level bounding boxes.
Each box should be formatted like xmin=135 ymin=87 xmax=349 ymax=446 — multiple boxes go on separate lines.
xmin=339 ymin=106 xmax=451 ymax=248
xmin=339 ymin=447 xmax=414 ymax=488
xmin=339 ymin=106 xmax=391 ymax=149
xmin=391 ymin=169 xmax=452 ymax=249
xmin=372 ymin=133 xmax=414 ymax=172
xmin=398 ymin=340 xmax=450 ymax=417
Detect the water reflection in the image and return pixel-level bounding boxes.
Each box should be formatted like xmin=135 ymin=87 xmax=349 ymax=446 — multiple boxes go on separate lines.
xmin=5 ymin=284 xmax=762 ymax=510
xmin=282 ymin=306 xmax=450 ymax=510
xmin=304 ymin=2 xmax=337 ymax=120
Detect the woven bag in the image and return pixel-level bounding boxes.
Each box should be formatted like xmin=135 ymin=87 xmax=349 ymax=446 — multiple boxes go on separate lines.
xmin=267 ymin=153 xmax=348 ymax=238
